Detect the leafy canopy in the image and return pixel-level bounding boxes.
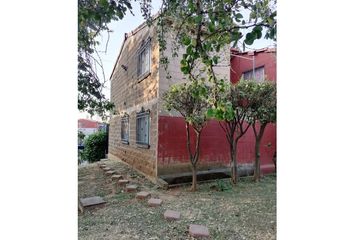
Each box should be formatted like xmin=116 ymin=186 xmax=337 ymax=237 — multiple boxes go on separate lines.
xmin=78 ymin=0 xmax=134 ymax=118
xmin=163 ymin=80 xmax=210 ymax=130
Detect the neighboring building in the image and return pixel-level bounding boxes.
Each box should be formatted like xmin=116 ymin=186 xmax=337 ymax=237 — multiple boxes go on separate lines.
xmin=78 ymin=118 xmax=106 ymax=137
xmin=230 ymin=47 xmax=276 ymax=83
xmin=108 ymin=19 xmax=276 ymax=182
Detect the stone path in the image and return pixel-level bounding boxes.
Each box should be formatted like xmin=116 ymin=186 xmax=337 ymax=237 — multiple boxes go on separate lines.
xmin=79 ymin=196 xmax=106 ymax=211
xmin=94 ymin=160 xmax=210 ymax=238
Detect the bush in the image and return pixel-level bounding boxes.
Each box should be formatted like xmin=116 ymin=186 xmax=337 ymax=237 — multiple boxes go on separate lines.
xmin=81 ymin=131 xmax=107 ymax=163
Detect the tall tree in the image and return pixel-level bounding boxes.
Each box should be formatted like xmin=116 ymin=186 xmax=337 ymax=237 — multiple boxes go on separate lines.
xmin=78 ymin=0 xmax=276 ymax=117
xmin=78 ymin=0 xmax=153 ymax=118
xmin=163 ymin=80 xmax=210 ymax=191
xmin=156 ymin=0 xmax=277 ymax=85
xmin=208 ymin=80 xmax=254 ymax=184
xmin=247 ymin=80 xmax=276 ymax=181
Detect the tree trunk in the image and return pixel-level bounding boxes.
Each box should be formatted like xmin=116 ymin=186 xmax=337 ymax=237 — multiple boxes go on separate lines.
xmin=253 ymin=124 xmax=267 ymax=182
xmin=191 ymin=164 xmax=197 ymax=191
xmin=272 ymin=150 xmax=276 ymax=173
xmin=254 ymin=139 xmax=261 ymax=182
xmin=230 ymin=140 xmax=238 ymax=185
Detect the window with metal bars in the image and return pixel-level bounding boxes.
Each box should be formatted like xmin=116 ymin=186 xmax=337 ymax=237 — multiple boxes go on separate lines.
xmin=121 ymin=115 xmax=129 ymax=144
xmin=136 ymin=109 xmax=150 ymax=146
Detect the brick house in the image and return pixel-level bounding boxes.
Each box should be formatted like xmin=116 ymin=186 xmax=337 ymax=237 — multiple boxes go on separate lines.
xmin=108 ymin=19 xmax=276 ymax=183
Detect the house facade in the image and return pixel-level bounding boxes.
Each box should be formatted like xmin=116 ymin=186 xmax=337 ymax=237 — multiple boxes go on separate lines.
xmin=108 ymin=20 xmax=276 ymax=181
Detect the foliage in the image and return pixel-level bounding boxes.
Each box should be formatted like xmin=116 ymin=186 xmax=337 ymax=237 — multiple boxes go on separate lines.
xmin=78 ymin=130 xmax=86 ymax=145
xmin=163 ymin=80 xmax=210 ymax=131
xmin=241 ymin=79 xmax=276 ymax=181
xmin=81 ymin=130 xmax=108 ymax=162
xmin=157 ymin=0 xmax=277 ymax=88
xmin=78 ymin=0 xmax=276 ymax=118
xmin=207 ymin=79 xmax=254 ymax=184
xmin=78 ymin=0 xmax=136 ymax=118
xmin=215 ymin=179 xmax=232 ymax=191
xmin=163 ymin=80 xmax=211 ymax=191
xmin=247 ymin=80 xmax=276 ymax=125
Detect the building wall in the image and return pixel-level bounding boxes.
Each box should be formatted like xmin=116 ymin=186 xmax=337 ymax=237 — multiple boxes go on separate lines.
xmin=109 ymin=19 xmax=277 ymax=179
xmin=157 ymin=37 xmax=232 ymax=175
xmin=157 ymin=116 xmax=276 ymax=175
xmin=109 ymin=23 xmax=159 ymax=178
xmin=157 ymin=48 xmax=276 ymax=176
xmin=230 ymin=49 xmax=277 ymax=83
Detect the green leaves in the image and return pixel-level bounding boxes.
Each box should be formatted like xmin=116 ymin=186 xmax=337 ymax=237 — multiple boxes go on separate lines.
xmin=163 ymin=80 xmax=210 ymax=129
xmin=81 ymin=130 xmax=108 ymax=163
xmin=182 ymin=35 xmax=191 ymax=46
xmin=244 ymin=32 xmax=256 ymax=45
xmin=78 ymin=0 xmax=136 ymax=117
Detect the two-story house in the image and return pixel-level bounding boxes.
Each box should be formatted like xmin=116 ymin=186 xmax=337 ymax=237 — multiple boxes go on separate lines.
xmin=108 ymin=19 xmax=276 ymax=184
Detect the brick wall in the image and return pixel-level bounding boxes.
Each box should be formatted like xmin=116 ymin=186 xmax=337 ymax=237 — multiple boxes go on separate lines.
xmin=109 ymin=23 xmax=159 ymax=178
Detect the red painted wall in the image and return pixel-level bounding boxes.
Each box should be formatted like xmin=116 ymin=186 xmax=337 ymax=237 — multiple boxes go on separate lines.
xmin=230 ymin=49 xmax=276 ymax=83
xmin=157 ymin=48 xmax=277 ymax=175
xmin=158 ymin=116 xmax=276 ymax=174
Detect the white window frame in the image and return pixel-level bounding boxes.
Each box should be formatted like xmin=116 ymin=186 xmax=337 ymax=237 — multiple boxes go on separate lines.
xmin=137 ymin=38 xmax=151 ymax=80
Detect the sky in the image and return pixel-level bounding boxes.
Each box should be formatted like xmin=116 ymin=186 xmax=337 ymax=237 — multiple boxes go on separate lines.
xmin=78 ymin=0 xmax=275 ymax=121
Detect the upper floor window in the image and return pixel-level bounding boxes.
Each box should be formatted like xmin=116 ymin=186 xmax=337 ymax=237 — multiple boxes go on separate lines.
xmin=121 ymin=114 xmax=129 ymax=144
xmin=137 ymin=38 xmax=151 ymax=79
xmin=242 ymin=66 xmax=265 ymax=82
xmin=136 ymin=109 xmax=150 ymax=147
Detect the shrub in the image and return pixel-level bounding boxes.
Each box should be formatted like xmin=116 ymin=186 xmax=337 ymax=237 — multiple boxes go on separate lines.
xmin=81 ymin=130 xmax=107 ymax=163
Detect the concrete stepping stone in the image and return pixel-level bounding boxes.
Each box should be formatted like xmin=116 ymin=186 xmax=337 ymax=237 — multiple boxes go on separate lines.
xmin=148 ymin=198 xmax=162 ymax=207
xmin=118 ymin=179 xmax=129 ymax=186
xmin=136 ymin=191 xmax=151 ymax=200
xmin=126 ymin=184 xmax=138 ymax=192
xmin=164 ymin=210 xmax=180 ymax=220
xmin=105 ymin=170 xmax=116 ymax=176
xmin=79 ymin=196 xmax=106 ymax=210
xmin=99 ymin=164 xmax=107 ymax=168
xmin=111 ymin=175 xmax=123 ymax=181
xmin=102 ymin=167 xmax=111 ymax=171
xmin=189 ymin=224 xmax=210 ymax=238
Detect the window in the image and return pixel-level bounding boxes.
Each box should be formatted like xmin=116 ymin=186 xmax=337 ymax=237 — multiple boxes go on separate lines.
xmin=242 ymin=66 xmax=265 ymax=82
xmin=136 ymin=109 xmax=150 ymax=146
xmin=137 ymin=39 xmax=151 ymax=79
xmin=121 ymin=115 xmax=129 ymax=144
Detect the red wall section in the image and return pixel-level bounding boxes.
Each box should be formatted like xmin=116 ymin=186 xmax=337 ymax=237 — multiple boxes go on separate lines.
xmin=230 ymin=50 xmax=277 ymax=84
xmin=158 ymin=116 xmax=276 ymax=173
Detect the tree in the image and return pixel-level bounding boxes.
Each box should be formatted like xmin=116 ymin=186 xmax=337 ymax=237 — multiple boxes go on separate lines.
xmin=247 ymin=80 xmax=276 ymax=181
xmin=163 ymin=80 xmax=210 ymax=191
xmin=78 ymin=0 xmax=276 ymax=117
xmin=78 ymin=0 xmax=149 ymax=118
xmin=156 ymin=0 xmax=277 ymax=86
xmin=81 ymin=130 xmax=108 ymax=162
xmin=208 ymin=80 xmax=254 ymax=185
xmin=156 ymin=0 xmax=276 ymax=185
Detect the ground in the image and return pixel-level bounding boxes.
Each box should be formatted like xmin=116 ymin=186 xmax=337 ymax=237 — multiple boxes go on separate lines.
xmin=78 ymin=159 xmax=276 ymax=240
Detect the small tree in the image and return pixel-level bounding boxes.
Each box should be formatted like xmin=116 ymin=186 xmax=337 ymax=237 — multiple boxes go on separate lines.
xmin=207 ymin=80 xmax=253 ymax=185
xmin=248 ymin=80 xmax=276 ymax=181
xmin=163 ymin=80 xmax=210 ymax=191
xmin=81 ymin=130 xmax=108 ymax=163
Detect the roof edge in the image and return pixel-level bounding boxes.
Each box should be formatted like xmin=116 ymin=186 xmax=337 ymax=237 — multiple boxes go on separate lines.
xmin=109 ymin=13 xmax=160 ymax=81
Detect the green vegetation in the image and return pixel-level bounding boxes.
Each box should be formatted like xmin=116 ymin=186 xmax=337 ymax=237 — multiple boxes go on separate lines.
xmin=163 ymin=80 xmax=211 ymax=191
xmin=81 ymin=131 xmax=107 ymax=163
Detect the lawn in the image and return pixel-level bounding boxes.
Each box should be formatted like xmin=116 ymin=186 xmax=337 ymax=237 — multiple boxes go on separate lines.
xmin=78 ymin=159 xmax=276 ymax=240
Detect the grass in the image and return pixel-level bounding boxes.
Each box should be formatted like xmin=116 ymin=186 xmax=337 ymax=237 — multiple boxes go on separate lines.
xmin=78 ymin=159 xmax=276 ymax=240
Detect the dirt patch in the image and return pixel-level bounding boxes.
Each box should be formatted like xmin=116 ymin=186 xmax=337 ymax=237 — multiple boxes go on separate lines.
xmin=78 ymin=159 xmax=276 ymax=240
